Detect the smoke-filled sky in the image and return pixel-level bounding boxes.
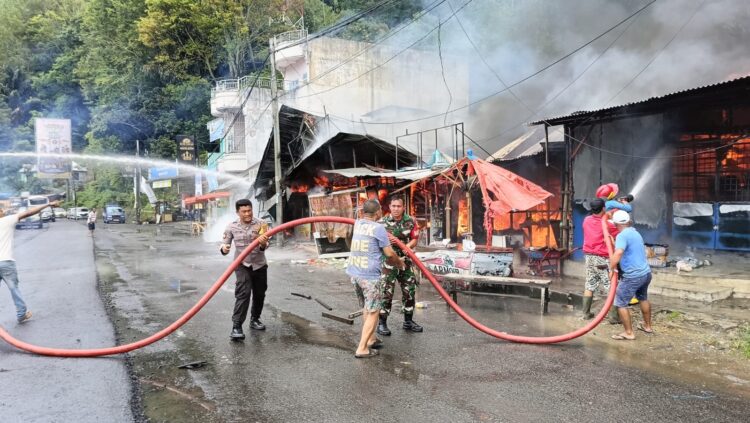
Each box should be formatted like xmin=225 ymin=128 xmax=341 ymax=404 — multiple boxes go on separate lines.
xmin=292 ymin=0 xmax=750 ymax=156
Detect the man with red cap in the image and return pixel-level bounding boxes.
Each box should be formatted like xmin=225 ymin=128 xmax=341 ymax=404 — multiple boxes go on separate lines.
xmin=580 ymin=198 xmax=617 ymax=319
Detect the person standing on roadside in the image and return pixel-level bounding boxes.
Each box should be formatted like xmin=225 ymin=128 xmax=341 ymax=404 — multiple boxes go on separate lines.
xmin=609 ymin=210 xmax=654 ymax=341
xmin=580 ymin=198 xmax=614 ymax=319
xmin=0 ymin=200 xmax=61 ymax=323
xmin=347 ymin=199 xmax=405 ymax=358
xmin=378 ymin=196 xmax=423 ymax=335
xmin=221 ymin=199 xmax=270 ymax=340
xmin=87 ymin=208 xmax=97 ymax=237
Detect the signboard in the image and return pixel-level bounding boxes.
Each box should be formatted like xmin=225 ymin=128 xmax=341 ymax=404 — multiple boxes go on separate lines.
xmin=152 ymin=179 xmax=172 ymax=189
xmin=176 ymin=135 xmax=196 ymax=165
xmin=308 ymin=188 xmax=361 ymax=258
xmin=35 ymin=118 xmax=72 ymax=179
xmin=207 ymin=119 xmax=224 ymax=142
xmin=416 ymin=250 xmax=513 ymax=277
xmin=149 ymin=167 xmax=179 ymax=180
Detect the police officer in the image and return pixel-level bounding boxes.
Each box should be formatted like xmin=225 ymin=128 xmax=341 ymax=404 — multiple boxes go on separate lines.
xmin=377 ymin=196 xmax=423 ymax=335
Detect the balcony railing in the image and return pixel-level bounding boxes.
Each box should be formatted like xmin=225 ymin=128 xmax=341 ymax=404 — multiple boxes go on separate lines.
xmin=211 ymin=76 xmax=281 ymax=97
xmin=274 ymin=29 xmax=307 ymax=46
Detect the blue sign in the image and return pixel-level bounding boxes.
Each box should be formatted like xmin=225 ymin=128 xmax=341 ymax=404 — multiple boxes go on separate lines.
xmin=149 ymin=167 xmax=179 ymax=181
xmin=207 ymin=118 xmax=224 ymax=142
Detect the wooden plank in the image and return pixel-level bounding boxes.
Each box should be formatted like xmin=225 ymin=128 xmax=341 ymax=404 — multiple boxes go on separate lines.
xmin=434 ymin=273 xmax=551 ymax=286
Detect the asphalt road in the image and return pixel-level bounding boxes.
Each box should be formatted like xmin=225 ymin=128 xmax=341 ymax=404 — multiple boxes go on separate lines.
xmin=0 ymin=220 xmax=132 ymax=422
xmin=96 ymin=223 xmax=750 ymax=422
xmin=2 ymin=220 xmax=749 ymax=422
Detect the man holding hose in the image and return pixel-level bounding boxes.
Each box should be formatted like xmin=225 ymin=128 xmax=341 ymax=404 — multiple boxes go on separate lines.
xmin=221 ymin=199 xmax=270 ymax=340
xmin=346 ymin=199 xmax=405 ymax=358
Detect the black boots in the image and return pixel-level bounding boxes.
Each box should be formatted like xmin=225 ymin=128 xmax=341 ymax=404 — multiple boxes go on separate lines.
xmin=581 ymin=296 xmax=595 ymax=319
xmin=377 ymin=315 xmax=391 ymax=336
xmin=230 ymin=326 xmax=245 ymax=340
xmin=250 ymin=319 xmax=266 ymax=330
xmin=379 ymin=314 xmax=424 ymax=334
xmin=403 ymin=314 xmax=423 ymax=332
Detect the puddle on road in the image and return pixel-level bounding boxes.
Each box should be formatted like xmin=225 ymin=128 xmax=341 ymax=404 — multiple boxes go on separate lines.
xmin=279 ymin=311 xmax=353 ymax=351
xmin=134 ymin=344 xmax=218 ymax=423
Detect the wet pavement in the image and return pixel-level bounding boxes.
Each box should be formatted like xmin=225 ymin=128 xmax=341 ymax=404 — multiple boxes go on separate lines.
xmin=0 ymin=220 xmax=132 ymax=422
xmin=2 ymin=220 xmax=749 ymax=422
xmin=98 ymin=222 xmax=750 ymax=422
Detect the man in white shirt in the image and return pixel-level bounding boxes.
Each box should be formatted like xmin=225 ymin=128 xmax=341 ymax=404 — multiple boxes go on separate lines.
xmin=0 ymin=200 xmax=60 ymax=323
xmin=87 ymin=208 xmax=97 ymax=237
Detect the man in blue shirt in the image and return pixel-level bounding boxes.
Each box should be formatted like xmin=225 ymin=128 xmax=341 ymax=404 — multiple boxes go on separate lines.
xmin=346 ymin=199 xmax=404 ymax=358
xmin=608 ymin=210 xmax=653 ymax=340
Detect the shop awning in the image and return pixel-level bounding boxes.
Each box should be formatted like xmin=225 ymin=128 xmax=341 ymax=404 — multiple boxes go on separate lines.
xmin=321 ymin=167 xmax=440 ymax=181
xmin=183 ymin=191 xmax=231 ymax=205
xmin=467 ymin=158 xmax=552 ymax=216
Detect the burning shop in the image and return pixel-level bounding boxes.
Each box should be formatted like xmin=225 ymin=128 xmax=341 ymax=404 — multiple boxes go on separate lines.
xmin=389 ymin=154 xmax=555 ymax=277
xmin=489 ymin=126 xmax=566 ymax=251
xmin=253 ymin=105 xmax=422 ymax=254
xmin=531 ymin=76 xmax=750 ymax=256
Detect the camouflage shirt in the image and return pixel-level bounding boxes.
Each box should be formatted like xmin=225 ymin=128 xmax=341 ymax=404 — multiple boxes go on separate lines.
xmin=380 ymin=213 xmax=419 ymax=257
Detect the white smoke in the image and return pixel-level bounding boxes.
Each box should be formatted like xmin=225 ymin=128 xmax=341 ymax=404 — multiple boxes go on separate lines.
xmin=286 ymin=0 xmax=750 ymax=156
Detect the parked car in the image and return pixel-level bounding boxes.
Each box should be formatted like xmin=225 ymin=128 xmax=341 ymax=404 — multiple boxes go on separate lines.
xmin=103 ymin=205 xmax=125 ymax=223
xmin=40 ymin=208 xmax=55 ymax=222
xmin=67 ymin=207 xmax=89 ymax=220
xmin=15 ymin=208 xmax=43 ymax=229
xmin=53 ymin=207 xmax=67 ymax=218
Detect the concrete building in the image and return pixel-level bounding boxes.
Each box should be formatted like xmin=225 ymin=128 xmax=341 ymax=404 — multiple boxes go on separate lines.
xmin=207 ymin=29 xmax=471 ymax=200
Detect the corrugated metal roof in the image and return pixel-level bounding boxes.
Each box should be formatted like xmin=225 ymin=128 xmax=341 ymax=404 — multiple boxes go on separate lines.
xmin=490 ymin=126 xmax=564 ymax=161
xmin=529 ymin=75 xmax=750 ymax=126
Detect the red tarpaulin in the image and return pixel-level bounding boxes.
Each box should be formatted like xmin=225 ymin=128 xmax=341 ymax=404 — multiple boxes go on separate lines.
xmin=183 ymin=192 xmax=230 ymax=205
xmin=458 ymin=157 xmax=553 ymax=244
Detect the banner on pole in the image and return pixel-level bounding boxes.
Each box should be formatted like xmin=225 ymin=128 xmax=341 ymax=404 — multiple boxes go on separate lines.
xmin=35 ymin=118 xmax=72 ymax=179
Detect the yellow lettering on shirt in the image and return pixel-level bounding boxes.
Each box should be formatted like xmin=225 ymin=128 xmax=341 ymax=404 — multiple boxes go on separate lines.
xmin=349 ymin=255 xmax=369 ymax=268
xmin=353 ymin=224 xmax=375 ymax=237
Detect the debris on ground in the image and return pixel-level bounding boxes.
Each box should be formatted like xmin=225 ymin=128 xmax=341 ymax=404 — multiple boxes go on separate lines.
xmin=177 ymin=360 xmax=208 ymax=369
xmin=290 ymin=258 xmax=348 ymax=269
xmin=322 ymin=312 xmax=354 ymax=325
xmin=315 ymin=298 xmax=333 ymax=311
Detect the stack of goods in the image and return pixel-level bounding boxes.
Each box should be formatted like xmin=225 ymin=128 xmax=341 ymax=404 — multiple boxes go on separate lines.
xmin=644 ymin=243 xmax=669 ymax=267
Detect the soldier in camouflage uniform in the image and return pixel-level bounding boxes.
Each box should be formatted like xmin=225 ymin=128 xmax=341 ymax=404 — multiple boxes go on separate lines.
xmin=377 ymin=197 xmax=423 ymax=335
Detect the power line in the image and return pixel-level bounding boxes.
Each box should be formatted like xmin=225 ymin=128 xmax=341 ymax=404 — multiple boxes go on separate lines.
xmin=287 ymin=0 xmax=474 ymax=102
xmin=447 ymin=0 xmax=649 ymax=157
xmin=278 ymin=0 xmax=449 ymax=100
xmin=447 ymin=0 xmax=719 ymax=161
xmin=317 ymin=0 xmax=656 ymax=125
xmin=222 ymin=0 xmax=407 ymax=142
xmin=553 ymin=0 xmax=710 ymax=160
xmin=275 ymin=0 xmax=400 ymax=53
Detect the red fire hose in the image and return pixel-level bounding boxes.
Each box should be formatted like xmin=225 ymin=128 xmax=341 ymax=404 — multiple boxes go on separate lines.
xmin=0 ymin=216 xmax=617 ymax=356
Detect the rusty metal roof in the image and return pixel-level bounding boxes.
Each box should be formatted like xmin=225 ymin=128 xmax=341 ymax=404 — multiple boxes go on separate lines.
xmin=529 ymin=75 xmax=750 ymax=126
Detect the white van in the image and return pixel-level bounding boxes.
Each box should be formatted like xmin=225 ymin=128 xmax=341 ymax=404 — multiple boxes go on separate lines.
xmin=25 ymin=195 xmax=49 ymax=208
xmin=67 ymin=207 xmax=89 ymax=220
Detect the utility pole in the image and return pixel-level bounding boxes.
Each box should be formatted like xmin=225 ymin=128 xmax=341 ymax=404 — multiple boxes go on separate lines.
xmin=269 ymin=36 xmax=284 ymax=246
xmin=135 ymin=139 xmax=141 ymax=224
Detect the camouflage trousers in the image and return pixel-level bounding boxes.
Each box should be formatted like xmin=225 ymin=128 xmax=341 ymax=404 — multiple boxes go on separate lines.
xmin=380 ymin=265 xmax=418 ymax=316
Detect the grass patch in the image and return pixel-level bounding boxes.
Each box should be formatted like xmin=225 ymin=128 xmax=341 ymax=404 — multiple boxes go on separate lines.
xmin=666 ymin=310 xmax=683 ymax=321
xmin=732 ymin=324 xmax=750 ymax=359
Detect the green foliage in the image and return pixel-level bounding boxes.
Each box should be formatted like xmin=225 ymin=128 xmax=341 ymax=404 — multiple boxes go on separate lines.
xmin=0 ymin=0 xmax=420 ymax=202
xmin=733 ymin=324 xmax=750 ymax=359
xmin=666 ymin=310 xmax=684 ymax=321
